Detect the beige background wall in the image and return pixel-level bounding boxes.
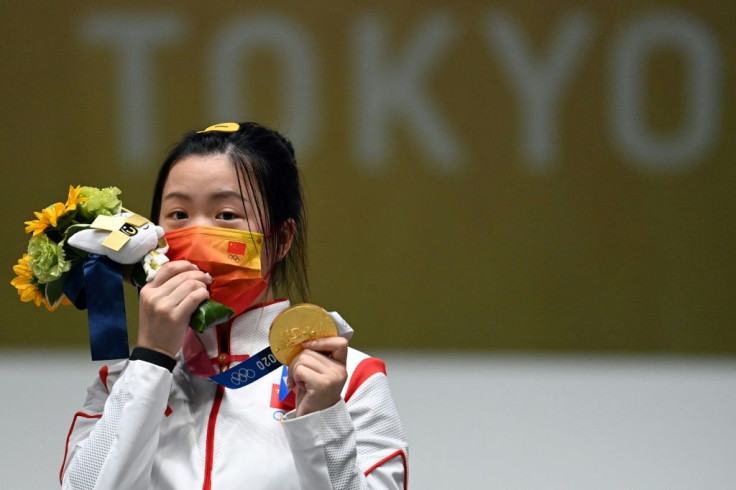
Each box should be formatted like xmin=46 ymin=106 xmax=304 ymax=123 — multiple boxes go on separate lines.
xmin=2 ymin=2 xmax=734 ymax=353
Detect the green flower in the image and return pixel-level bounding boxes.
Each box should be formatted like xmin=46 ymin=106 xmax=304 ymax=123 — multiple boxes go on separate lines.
xmin=77 ymin=186 xmax=122 ymax=221
xmin=27 ymin=234 xmax=71 ymax=283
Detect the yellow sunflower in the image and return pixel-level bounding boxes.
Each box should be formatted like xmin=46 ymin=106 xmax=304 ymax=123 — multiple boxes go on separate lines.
xmin=10 ymin=254 xmax=70 ymax=311
xmin=11 ymin=254 xmax=45 ymax=305
xmin=24 ymin=216 xmax=48 ymax=236
xmin=42 ymin=202 xmax=67 ymax=227
xmin=24 ymin=201 xmax=66 ymax=235
xmin=24 ymin=186 xmax=89 ymax=236
xmin=65 ymin=185 xmax=88 ymax=211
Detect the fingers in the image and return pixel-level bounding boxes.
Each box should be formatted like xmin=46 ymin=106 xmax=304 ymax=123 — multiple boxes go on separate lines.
xmin=143 ymin=262 xmax=212 ymax=307
xmin=136 ymin=260 xmax=213 ymax=357
xmin=290 ymin=350 xmax=335 ymax=377
xmin=141 ymin=276 xmax=210 ymax=318
xmin=148 ymin=260 xmax=204 ymax=287
xmin=286 ymin=336 xmax=348 ymax=416
xmin=172 ymin=286 xmax=210 ymax=317
xmin=301 ymin=336 xmax=348 ymax=364
xmin=285 ymin=336 xmax=348 ymax=387
xmin=158 ymin=272 xmax=211 ymax=306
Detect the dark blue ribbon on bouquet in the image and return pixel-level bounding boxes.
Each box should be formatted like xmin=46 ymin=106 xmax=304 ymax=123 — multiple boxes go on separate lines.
xmin=63 ymin=254 xmax=130 ymax=360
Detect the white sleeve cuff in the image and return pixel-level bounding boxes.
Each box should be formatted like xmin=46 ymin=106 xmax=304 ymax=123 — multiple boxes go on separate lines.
xmin=282 ymin=399 xmax=363 ymax=490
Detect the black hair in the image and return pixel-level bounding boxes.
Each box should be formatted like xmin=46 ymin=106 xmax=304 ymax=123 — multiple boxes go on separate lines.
xmin=151 ymin=122 xmax=308 ymax=301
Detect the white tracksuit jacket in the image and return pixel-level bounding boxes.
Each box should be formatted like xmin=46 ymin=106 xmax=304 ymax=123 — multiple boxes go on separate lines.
xmin=60 ymin=300 xmax=408 ymax=489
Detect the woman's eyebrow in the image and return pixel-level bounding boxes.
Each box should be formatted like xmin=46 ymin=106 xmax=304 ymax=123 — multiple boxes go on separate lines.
xmin=210 ymin=190 xmax=248 ymax=202
xmin=162 ymin=190 xmax=249 ymax=202
xmin=162 ymin=191 xmax=190 ymax=201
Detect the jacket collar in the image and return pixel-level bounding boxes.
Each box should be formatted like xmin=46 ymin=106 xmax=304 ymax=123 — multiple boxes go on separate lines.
xmin=182 ymin=299 xmax=290 ymax=377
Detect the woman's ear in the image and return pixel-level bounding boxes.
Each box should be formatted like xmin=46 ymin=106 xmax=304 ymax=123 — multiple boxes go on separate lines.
xmin=277 ymin=218 xmax=296 ymax=261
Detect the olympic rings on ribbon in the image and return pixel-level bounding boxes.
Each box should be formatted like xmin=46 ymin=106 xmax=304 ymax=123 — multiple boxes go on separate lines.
xmin=230 ymin=368 xmax=256 ymax=386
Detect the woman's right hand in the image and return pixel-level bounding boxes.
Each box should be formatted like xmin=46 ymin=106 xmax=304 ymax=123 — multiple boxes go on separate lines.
xmin=137 ymin=261 xmax=212 ymax=358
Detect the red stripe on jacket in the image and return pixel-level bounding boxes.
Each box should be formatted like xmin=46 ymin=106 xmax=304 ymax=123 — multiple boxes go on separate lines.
xmin=60 ymin=412 xmax=103 ymax=484
xmin=345 ymin=357 xmax=387 ymax=402
xmin=364 ymin=450 xmax=408 ymax=488
xmin=346 ymin=358 xmax=406 ymax=486
xmin=98 ymin=365 xmax=109 ymax=391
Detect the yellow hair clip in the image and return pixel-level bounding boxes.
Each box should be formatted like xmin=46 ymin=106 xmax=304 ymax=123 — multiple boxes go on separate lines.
xmin=197 ymin=122 xmax=240 ymax=133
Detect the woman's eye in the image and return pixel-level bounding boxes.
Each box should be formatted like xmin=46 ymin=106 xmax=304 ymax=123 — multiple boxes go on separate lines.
xmin=171 ymin=211 xmax=187 ymax=220
xmin=217 ymin=211 xmax=238 ymax=221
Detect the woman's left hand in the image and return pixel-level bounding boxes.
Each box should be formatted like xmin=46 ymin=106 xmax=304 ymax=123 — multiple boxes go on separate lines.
xmin=287 ymin=336 xmax=349 ymax=417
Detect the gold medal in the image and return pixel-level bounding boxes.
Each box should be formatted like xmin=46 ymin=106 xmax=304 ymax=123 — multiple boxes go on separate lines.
xmin=269 ymin=304 xmax=338 ymax=365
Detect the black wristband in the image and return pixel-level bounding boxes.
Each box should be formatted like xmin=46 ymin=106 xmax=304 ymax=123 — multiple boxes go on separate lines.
xmin=130 ymin=347 xmax=177 ymax=373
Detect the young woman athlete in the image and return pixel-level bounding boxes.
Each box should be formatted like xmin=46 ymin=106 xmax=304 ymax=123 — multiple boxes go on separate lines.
xmin=61 ymin=122 xmax=408 ymax=489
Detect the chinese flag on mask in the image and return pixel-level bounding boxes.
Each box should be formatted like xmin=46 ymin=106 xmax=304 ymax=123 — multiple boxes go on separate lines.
xmin=227 ymin=241 xmax=246 ymax=256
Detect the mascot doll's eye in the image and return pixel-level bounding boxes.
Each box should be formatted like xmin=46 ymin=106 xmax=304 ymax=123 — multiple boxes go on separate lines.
xmin=120 ymin=223 xmax=138 ymax=237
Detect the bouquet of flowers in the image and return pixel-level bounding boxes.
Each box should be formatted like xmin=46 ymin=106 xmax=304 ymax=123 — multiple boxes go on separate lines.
xmin=11 ymin=185 xmax=232 ymax=360
xmin=11 ymin=185 xmax=121 ymax=311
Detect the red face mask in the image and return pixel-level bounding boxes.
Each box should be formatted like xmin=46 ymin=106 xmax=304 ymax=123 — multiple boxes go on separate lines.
xmin=165 ymin=226 xmax=268 ymax=317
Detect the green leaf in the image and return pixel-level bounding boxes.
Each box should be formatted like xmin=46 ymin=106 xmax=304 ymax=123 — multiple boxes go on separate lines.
xmin=44 ymin=274 xmax=68 ymax=307
xmin=54 ymin=209 xmax=77 ymax=231
xmin=189 ymin=300 xmax=234 ymax=333
xmin=62 ymin=224 xmax=91 ymax=260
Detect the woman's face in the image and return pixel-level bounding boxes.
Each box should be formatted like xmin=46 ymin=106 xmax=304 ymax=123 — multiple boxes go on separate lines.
xmin=159 ymin=153 xmax=276 ymax=302
xmin=159 ymin=154 xmax=265 ymax=234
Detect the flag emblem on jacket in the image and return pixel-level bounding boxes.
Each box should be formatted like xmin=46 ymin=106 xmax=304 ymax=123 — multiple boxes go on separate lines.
xmin=270 ymin=365 xmax=295 ymax=410
xmin=270 ymin=384 xmax=295 ymax=411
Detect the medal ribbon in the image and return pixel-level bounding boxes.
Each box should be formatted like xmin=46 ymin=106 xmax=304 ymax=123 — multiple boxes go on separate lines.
xmin=209 ymin=346 xmax=283 ymax=389
xmin=206 ymin=309 xmax=354 ymax=391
